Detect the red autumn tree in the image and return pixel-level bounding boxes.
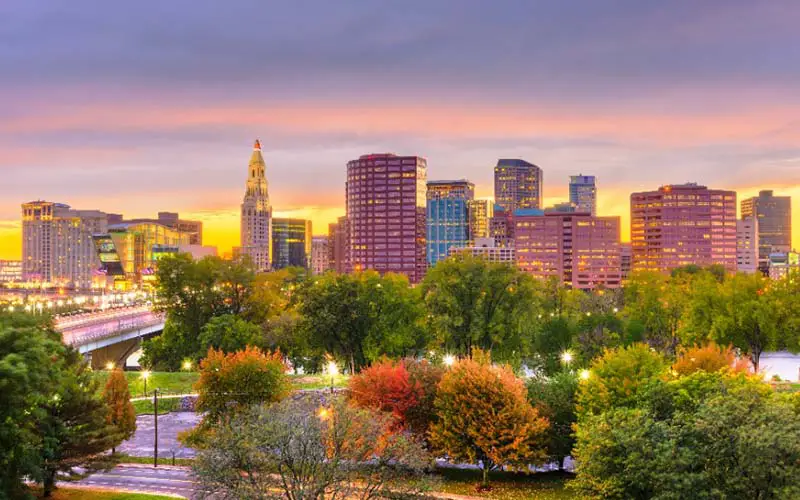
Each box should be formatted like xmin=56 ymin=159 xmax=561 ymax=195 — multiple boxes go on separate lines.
xmin=349 ymin=358 xmax=421 ymax=429
xmin=102 ymin=367 xmax=136 ymax=455
xmin=429 ymin=350 xmax=550 ymax=487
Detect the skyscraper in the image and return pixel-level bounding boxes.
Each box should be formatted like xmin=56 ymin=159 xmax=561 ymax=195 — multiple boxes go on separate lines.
xmin=736 ymin=217 xmax=759 ymax=274
xmin=515 ymin=212 xmax=621 ymax=289
xmin=467 ymin=199 xmax=493 ymax=242
xmin=494 ymin=159 xmax=543 ymax=212
xmin=328 ymin=216 xmax=349 ymax=274
xmin=426 ymin=179 xmax=474 ymax=266
xmin=22 ymin=201 xmax=108 ymax=288
xmin=630 ymin=184 xmax=737 ymax=273
xmin=346 ymin=153 xmax=427 ymax=283
xmin=311 ymin=236 xmax=330 ymax=275
xmin=741 ymin=190 xmax=792 ymax=274
xmin=271 ymin=218 xmax=312 ymax=269
xmin=239 ymin=140 xmax=272 ymax=271
xmin=569 ymin=174 xmax=597 ymax=215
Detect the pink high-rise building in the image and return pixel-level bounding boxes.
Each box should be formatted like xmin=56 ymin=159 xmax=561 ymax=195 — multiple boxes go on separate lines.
xmin=346 ymin=153 xmax=427 ymax=283
xmin=515 ymin=212 xmax=621 ymax=289
xmin=630 ymin=183 xmax=737 ymax=273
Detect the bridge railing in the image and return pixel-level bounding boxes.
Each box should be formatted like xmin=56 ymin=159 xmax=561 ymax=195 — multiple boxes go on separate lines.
xmin=63 ymin=314 xmax=165 ymax=347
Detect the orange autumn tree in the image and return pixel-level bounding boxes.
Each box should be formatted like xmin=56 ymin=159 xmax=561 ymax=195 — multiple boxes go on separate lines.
xmin=349 ymin=358 xmax=421 ymax=429
xmin=672 ymin=341 xmax=750 ymax=376
xmin=429 ymin=350 xmax=549 ymax=487
xmin=102 ymin=367 xmax=136 ymax=455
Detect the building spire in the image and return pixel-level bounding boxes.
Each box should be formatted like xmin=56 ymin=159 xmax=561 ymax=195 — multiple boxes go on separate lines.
xmin=254 ymin=139 xmax=262 ymax=151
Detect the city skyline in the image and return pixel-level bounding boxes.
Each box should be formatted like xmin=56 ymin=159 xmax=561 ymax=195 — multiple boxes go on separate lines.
xmin=3 ymin=1 xmax=800 ymax=259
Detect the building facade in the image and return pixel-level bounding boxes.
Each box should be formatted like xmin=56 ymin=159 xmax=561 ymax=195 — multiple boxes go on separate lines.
xmin=569 ymin=174 xmax=597 ymax=216
xmin=0 ymin=260 xmax=22 ymax=283
xmin=467 ymin=199 xmax=493 ymax=242
xmin=271 ymin=218 xmax=312 ymax=270
xmin=109 ymin=211 xmax=204 ymax=246
xmin=494 ymin=159 xmax=543 ymax=212
xmin=630 ymin=184 xmax=737 ymax=274
xmin=328 ymin=216 xmax=349 ymax=274
xmin=22 ymin=201 xmax=108 ymax=288
xmin=239 ymin=140 xmax=272 ymax=271
xmin=311 ymin=236 xmax=330 ymax=274
xmin=449 ymin=237 xmax=515 ymax=264
xmin=741 ymin=190 xmax=792 ymax=274
xmin=346 ymin=153 xmax=427 ymax=283
xmin=426 ymin=180 xmax=474 ymax=267
xmin=515 ymin=212 xmax=621 ymax=289
xmin=768 ymin=251 xmax=799 ymax=280
xmin=619 ymin=243 xmax=632 ymax=280
xmin=736 ymin=217 xmax=759 ymax=274
xmin=489 ymin=206 xmax=516 ymax=248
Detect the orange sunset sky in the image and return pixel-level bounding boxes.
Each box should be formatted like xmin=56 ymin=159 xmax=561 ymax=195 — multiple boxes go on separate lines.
xmin=1 ymin=1 xmax=799 ymax=259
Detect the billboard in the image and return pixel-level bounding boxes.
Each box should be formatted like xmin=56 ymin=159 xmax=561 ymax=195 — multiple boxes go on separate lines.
xmin=93 ymin=235 xmax=125 ymax=276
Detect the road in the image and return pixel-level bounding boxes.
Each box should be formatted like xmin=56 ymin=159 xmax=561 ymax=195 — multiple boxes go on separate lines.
xmin=74 ymin=464 xmax=199 ymax=498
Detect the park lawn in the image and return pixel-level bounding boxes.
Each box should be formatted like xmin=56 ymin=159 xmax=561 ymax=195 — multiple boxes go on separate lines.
xmin=117 ymin=454 xmax=195 ymax=467
xmin=289 ymin=373 xmax=349 ymax=390
xmin=35 ymin=486 xmax=178 ymax=499
xmin=132 ymin=397 xmax=182 ymax=415
xmin=432 ymin=469 xmax=575 ymax=500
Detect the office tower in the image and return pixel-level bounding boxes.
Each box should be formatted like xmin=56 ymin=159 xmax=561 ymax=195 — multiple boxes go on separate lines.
xmin=489 ymin=206 xmax=516 ymax=248
xmin=741 ymin=190 xmax=792 ymax=274
xmin=630 ymin=184 xmax=737 ymax=273
xmin=515 ymin=212 xmax=621 ymax=289
xmin=449 ymin=237 xmax=515 ymax=264
xmin=22 ymin=201 xmax=108 ymax=288
xmin=0 ymin=260 xmax=22 ymax=283
xmin=545 ymin=202 xmax=578 ymax=214
xmin=569 ymin=175 xmax=597 ymax=215
xmin=494 ymin=159 xmax=543 ymax=212
xmin=346 ymin=153 xmax=427 ymax=283
xmin=94 ymin=221 xmax=191 ymax=287
xmin=467 ymin=199 xmax=493 ymax=242
xmin=768 ymin=251 xmax=799 ymax=280
xmin=619 ymin=243 xmax=632 ymax=280
xmin=271 ymin=218 xmax=312 ymax=269
xmin=426 ymin=180 xmax=474 ymax=266
xmin=239 ymin=139 xmax=272 ymax=271
xmin=311 ymin=236 xmax=330 ymax=274
xmin=736 ymin=217 xmax=759 ymax=274
xmin=328 ymin=216 xmax=349 ymax=274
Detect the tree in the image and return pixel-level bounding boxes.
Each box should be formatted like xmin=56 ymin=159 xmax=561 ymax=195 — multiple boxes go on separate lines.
xmin=711 ymin=272 xmax=778 ymax=372
xmin=0 ymin=313 xmax=65 ymax=498
xmin=103 ymin=368 xmax=137 ymax=455
xmin=577 ymin=343 xmax=666 ymax=418
xmin=296 ymin=271 xmax=423 ymax=373
xmin=429 ymin=351 xmax=549 ymax=487
xmin=348 ymin=358 xmax=421 ymax=430
xmin=421 ymin=255 xmax=543 ymax=363
xmin=403 ymin=359 xmax=444 ymax=436
xmin=672 ymin=341 xmax=749 ymax=376
xmin=622 ymin=272 xmax=688 ymax=355
xmin=527 ymin=372 xmax=579 ymax=470
xmin=194 ymin=398 xmax=432 ymax=499
xmin=35 ymin=347 xmax=124 ymax=497
xmin=197 ymin=314 xmax=261 ymax=357
xmin=194 ymin=346 xmax=290 ymax=426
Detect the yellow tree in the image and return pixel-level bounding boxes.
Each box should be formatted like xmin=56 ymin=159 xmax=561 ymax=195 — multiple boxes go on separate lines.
xmin=429 ymin=350 xmax=549 ymax=487
xmin=102 ymin=368 xmax=136 ymax=455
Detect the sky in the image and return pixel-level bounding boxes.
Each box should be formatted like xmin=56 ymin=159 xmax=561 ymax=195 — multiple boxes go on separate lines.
xmin=2 ymin=0 xmax=799 ymax=259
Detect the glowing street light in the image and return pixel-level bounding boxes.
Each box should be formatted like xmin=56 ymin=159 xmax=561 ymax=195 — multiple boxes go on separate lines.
xmin=141 ymin=370 xmax=151 ymax=396
xmin=105 ymin=361 xmax=115 ymax=371
xmin=326 ymin=361 xmax=338 ymax=394
xmin=560 ymin=351 xmax=573 ymax=365
xmin=318 ymin=407 xmax=331 ymax=421
xmin=182 ymin=360 xmax=193 ymax=371
xmin=443 ymin=354 xmax=456 ymax=367
xmin=579 ymin=369 xmax=591 ymax=381
xmin=613 ymin=307 xmax=619 ymax=313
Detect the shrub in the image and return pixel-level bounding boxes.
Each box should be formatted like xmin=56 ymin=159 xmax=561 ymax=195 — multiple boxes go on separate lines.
xmin=102 ymin=368 xmax=136 ymax=455
xmin=672 ymin=341 xmax=749 ymax=376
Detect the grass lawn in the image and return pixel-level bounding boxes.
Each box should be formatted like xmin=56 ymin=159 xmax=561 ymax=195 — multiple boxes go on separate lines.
xmin=289 ymin=373 xmax=349 ymax=390
xmin=35 ymin=486 xmax=178 ymax=499
xmin=432 ymin=469 xmax=575 ymax=500
xmin=93 ymin=371 xmax=199 ymax=398
xmin=117 ymin=454 xmax=195 ymax=467
xmin=132 ymin=397 xmax=182 ymax=415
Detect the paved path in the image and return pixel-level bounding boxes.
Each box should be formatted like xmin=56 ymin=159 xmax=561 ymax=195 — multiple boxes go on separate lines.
xmin=74 ymin=465 xmax=197 ymax=498
xmin=118 ymin=412 xmax=201 ymax=459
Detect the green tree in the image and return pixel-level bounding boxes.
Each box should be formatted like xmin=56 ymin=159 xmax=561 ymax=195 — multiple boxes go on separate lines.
xmin=197 ymin=314 xmax=261 ymax=356
xmin=429 ymin=351 xmax=549 ymax=487
xmin=0 ymin=313 xmax=65 ymax=499
xmin=296 ymin=271 xmax=423 ymax=373
xmin=102 ymin=368 xmax=137 ymax=455
xmin=622 ymin=272 xmax=688 ymax=355
xmin=420 ymin=255 xmax=542 ymax=363
xmin=526 ymin=371 xmax=578 ymax=470
xmin=35 ymin=348 xmax=124 ymax=497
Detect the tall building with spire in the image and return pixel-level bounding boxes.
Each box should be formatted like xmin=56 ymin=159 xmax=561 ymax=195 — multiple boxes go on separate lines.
xmin=239 ymin=139 xmax=272 ymax=271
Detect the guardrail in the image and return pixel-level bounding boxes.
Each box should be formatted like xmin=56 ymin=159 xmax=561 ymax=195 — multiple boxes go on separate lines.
xmin=62 ymin=313 xmax=165 ymax=347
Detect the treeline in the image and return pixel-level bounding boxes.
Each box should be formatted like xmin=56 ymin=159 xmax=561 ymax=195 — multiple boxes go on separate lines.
xmin=0 ymin=313 xmax=136 ymax=498
xmin=142 ymin=254 xmax=800 ymax=374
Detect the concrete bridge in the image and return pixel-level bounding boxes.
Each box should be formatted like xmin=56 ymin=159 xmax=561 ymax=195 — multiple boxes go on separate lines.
xmin=55 ymin=306 xmax=165 ymax=368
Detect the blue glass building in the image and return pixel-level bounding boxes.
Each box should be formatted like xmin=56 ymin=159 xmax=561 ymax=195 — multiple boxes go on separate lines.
xmin=426 ymin=180 xmax=475 ymax=267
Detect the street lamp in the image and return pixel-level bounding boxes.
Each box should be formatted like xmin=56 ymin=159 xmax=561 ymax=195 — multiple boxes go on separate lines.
xmin=579 ymin=369 xmax=591 ymax=381
xmin=141 ymin=370 xmax=151 ymax=397
xmin=153 ymin=388 xmax=159 ymax=467
xmin=560 ymin=351 xmax=573 ymax=366
xmin=105 ymin=361 xmax=115 ymax=371
xmin=326 ymin=361 xmax=338 ymax=394
xmin=443 ymin=354 xmax=456 ymax=367
xmin=182 ymin=360 xmax=192 ymax=371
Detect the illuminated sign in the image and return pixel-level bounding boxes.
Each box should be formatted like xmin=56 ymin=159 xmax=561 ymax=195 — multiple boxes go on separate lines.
xmin=93 ymin=235 xmax=125 ymax=275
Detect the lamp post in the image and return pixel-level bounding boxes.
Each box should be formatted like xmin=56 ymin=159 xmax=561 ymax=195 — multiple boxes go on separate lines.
xmin=443 ymin=354 xmax=455 ymax=367
xmin=560 ymin=350 xmax=573 ymax=368
xmin=141 ymin=370 xmax=151 ymax=397
xmin=326 ymin=361 xmax=338 ymax=394
xmin=153 ymin=388 xmax=159 ymax=467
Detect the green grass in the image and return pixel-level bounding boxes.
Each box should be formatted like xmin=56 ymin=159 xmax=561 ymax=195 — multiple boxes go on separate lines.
xmin=93 ymin=371 xmax=199 ymax=398
xmin=289 ymin=373 xmax=349 ymax=390
xmin=432 ymin=469 xmax=575 ymax=500
xmin=117 ymin=454 xmax=195 ymax=467
xmin=35 ymin=487 xmax=178 ymax=499
xmin=132 ymin=397 xmax=182 ymax=415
